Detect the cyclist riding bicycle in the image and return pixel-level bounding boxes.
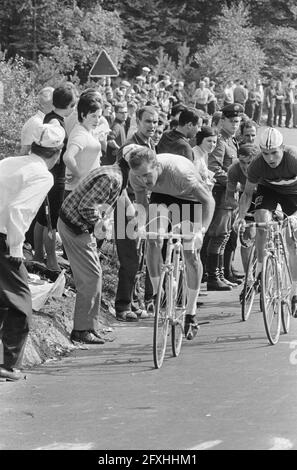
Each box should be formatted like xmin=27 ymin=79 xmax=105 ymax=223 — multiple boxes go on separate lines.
xmin=226 ymin=144 xmax=259 ymax=280
xmin=123 ymin=144 xmax=215 ymax=338
xmin=234 ymin=127 xmax=297 ymax=317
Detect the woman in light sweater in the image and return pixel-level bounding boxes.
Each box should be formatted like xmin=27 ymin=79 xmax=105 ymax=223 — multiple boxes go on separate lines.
xmin=192 ymin=126 xmax=217 ymax=191
xmin=63 ymin=93 xmax=102 ymax=195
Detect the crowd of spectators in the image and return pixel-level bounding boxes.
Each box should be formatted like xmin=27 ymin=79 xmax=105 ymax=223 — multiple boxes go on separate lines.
xmin=1 ymin=63 xmax=297 ymax=380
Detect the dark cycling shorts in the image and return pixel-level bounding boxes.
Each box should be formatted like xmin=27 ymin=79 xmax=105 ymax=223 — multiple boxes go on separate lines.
xmin=149 ymin=192 xmax=202 ymax=226
xmin=254 ymin=184 xmax=297 ymax=216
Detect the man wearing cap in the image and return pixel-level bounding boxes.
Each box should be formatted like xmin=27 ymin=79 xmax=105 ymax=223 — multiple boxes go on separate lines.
xmin=235 ymin=127 xmax=297 ymax=316
xmin=206 ymin=103 xmax=244 ymax=291
xmin=0 ymin=123 xmax=65 ymax=381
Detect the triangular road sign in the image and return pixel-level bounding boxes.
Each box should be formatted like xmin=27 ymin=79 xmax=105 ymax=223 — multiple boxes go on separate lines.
xmin=89 ymin=50 xmax=119 ymax=77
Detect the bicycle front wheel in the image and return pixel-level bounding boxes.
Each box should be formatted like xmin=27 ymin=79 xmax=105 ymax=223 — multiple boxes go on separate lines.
xmin=171 ymin=258 xmax=186 ymax=357
xmin=241 ymin=244 xmax=257 ymax=321
xmin=153 ymin=270 xmax=170 ymax=369
xmin=261 ymin=253 xmax=281 ymax=345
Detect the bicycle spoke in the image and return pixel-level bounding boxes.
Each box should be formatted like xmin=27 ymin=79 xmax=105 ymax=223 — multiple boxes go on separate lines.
xmin=262 ymin=254 xmax=281 ymax=345
xmin=153 ymin=271 xmax=170 ymax=369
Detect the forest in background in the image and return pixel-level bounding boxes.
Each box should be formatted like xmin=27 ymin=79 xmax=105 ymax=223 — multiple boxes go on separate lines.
xmin=1 ymin=0 xmax=297 ymax=156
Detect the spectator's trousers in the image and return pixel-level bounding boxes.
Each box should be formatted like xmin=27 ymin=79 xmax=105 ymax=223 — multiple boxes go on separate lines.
xmin=0 ymin=234 xmax=31 ymax=369
xmin=57 ymin=219 xmax=102 ymax=331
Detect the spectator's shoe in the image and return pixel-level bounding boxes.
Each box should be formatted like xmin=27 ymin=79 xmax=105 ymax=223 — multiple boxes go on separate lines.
xmin=184 ymin=314 xmax=200 ymax=340
xmin=145 ymin=300 xmax=155 ymax=317
xmin=70 ymin=330 xmax=105 ymax=344
xmin=115 ymin=311 xmax=138 ymax=322
xmin=207 ymin=276 xmax=232 ymax=291
xmin=292 ymin=296 xmax=297 ymax=318
xmin=134 ymin=308 xmax=150 ymax=319
xmin=232 ymin=271 xmax=245 ymax=279
xmin=0 ymin=367 xmax=25 ymax=381
xmin=224 ymin=274 xmax=243 ymax=285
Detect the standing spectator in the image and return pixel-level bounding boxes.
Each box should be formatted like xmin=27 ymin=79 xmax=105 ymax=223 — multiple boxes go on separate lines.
xmin=245 ymin=82 xmax=257 ymax=119
xmin=105 ymin=102 xmax=128 ymax=165
xmin=20 ymin=87 xmax=54 ymax=155
xmin=233 ymin=80 xmax=248 ymax=107
xmin=126 ymin=101 xmax=138 ymax=140
xmin=192 ymin=126 xmax=217 ymax=191
xmin=0 ymin=123 xmax=65 ymax=381
xmin=193 ymin=80 xmax=211 ymax=112
xmin=265 ymin=79 xmax=276 ymax=127
xmin=211 ymin=111 xmax=222 ymax=131
xmin=105 ymin=87 xmax=115 ymax=105
xmin=57 ymin=158 xmax=133 ymax=343
xmin=238 ymin=120 xmax=257 ymax=145
xmin=193 ymin=126 xmax=217 ymax=281
xmin=114 ymin=106 xmax=159 ymax=321
xmin=173 ymin=81 xmax=185 ymax=104
xmin=284 ymin=82 xmax=294 ymax=128
xmin=206 ymin=103 xmax=243 ymax=291
xmin=139 ymin=66 xmax=151 ymax=84
xmin=63 ymin=93 xmax=102 ymax=193
xmin=253 ymin=78 xmax=264 ymax=124
xmin=20 ymin=86 xmax=54 ymax=248
xmin=274 ymin=80 xmax=284 ymax=127
xmin=207 ymin=81 xmax=217 ymax=116
xmin=152 ymin=120 xmax=166 ymax=150
xmin=157 ymin=107 xmax=200 ymax=161
xmin=102 ymin=101 xmax=114 ymax=127
xmin=293 ymin=85 xmax=297 ymax=128
xmin=33 ymin=83 xmax=77 ymax=277
xmin=223 ymin=80 xmax=234 ymax=106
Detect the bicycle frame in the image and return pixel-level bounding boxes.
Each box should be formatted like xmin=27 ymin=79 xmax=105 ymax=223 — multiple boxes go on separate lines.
xmin=240 ymin=218 xmax=294 ymax=344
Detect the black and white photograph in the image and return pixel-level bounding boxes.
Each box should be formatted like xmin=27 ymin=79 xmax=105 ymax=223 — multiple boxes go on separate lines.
xmin=0 ymin=0 xmax=297 ymax=456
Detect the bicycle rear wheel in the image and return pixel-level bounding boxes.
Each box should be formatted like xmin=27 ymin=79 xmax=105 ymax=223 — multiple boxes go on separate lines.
xmin=171 ymin=256 xmax=186 ymax=357
xmin=279 ymin=235 xmax=292 ymax=334
xmin=261 ymin=253 xmax=281 ymax=345
xmin=241 ymin=244 xmax=257 ymax=321
xmin=153 ymin=270 xmax=170 ymax=369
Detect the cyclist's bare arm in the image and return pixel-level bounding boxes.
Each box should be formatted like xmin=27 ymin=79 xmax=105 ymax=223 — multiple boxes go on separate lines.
xmin=238 ymin=180 xmax=256 ymax=219
xmin=225 ymin=188 xmax=239 ymax=209
xmin=192 ymin=183 xmax=215 ymax=231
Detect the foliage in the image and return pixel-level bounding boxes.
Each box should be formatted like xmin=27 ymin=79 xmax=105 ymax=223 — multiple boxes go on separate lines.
xmin=0 ymin=0 xmax=126 ymax=83
xmin=193 ymin=2 xmax=266 ymax=86
xmin=0 ymin=52 xmax=37 ymax=159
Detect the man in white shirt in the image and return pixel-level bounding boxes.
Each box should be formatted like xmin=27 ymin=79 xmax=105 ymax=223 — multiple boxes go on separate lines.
xmin=193 ymin=80 xmax=212 ymax=112
xmin=0 ymin=123 xmax=65 ymax=381
xmin=20 ymin=87 xmax=54 ymax=154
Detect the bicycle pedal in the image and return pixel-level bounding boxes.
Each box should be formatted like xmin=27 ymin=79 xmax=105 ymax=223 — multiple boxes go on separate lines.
xmin=185 ymin=324 xmax=200 ymax=340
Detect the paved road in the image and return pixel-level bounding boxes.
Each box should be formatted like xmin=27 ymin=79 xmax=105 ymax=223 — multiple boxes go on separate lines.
xmin=0 ymin=126 xmax=297 ymax=451
xmin=1 ymin=278 xmax=297 ymax=451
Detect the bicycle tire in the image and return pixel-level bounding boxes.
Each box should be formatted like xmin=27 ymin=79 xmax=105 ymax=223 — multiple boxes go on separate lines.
xmin=153 ymin=269 xmax=170 ymax=369
xmin=171 ymin=253 xmax=186 ymax=357
xmin=241 ymin=244 xmax=257 ymax=321
xmin=261 ymin=253 xmax=281 ymax=345
xmin=279 ymin=234 xmax=292 ymax=333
